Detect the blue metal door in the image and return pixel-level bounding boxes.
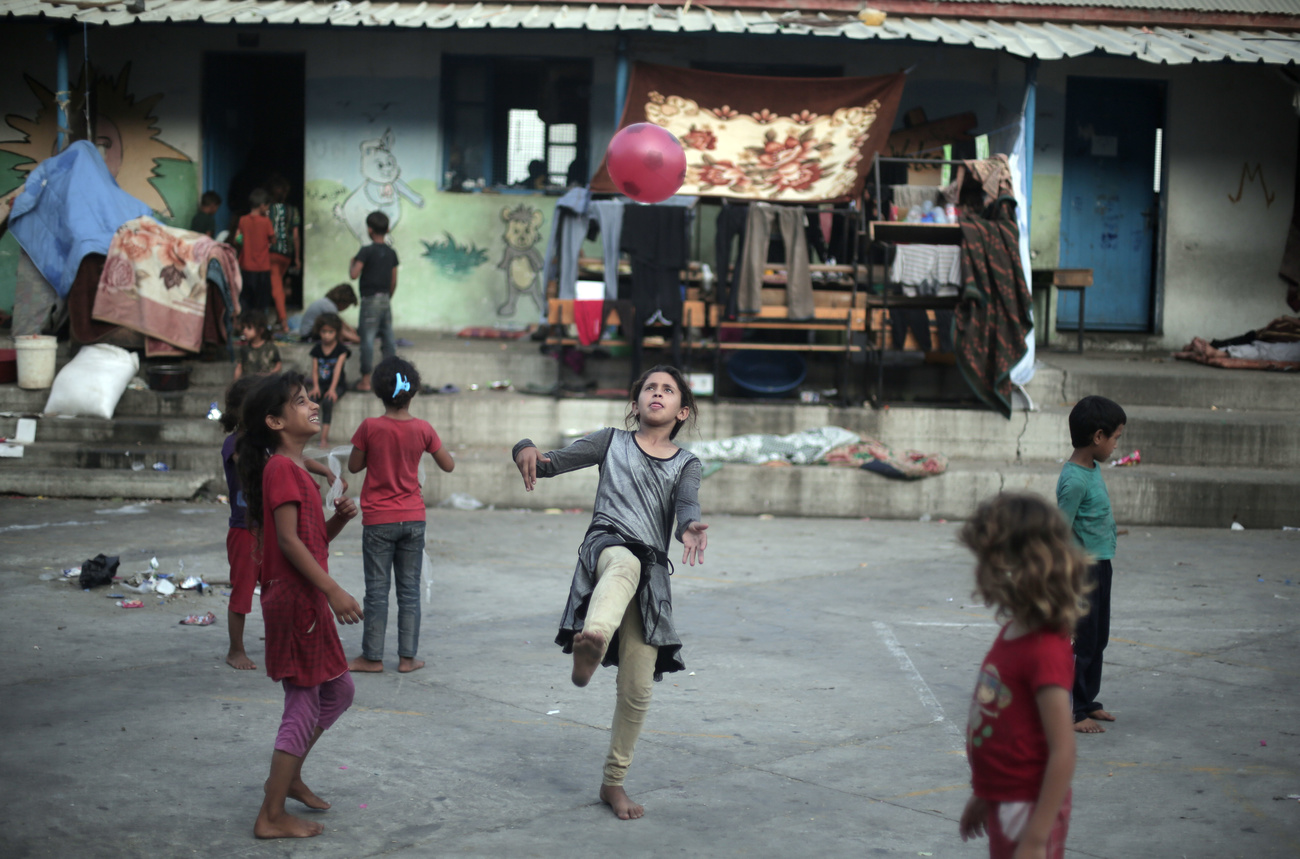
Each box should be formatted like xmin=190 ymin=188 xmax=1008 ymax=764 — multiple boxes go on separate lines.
xmin=1059 ymin=77 xmax=1165 ymax=332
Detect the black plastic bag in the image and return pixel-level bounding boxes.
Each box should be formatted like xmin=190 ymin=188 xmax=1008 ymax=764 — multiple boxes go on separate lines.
xmin=79 ymin=554 xmax=120 ymax=589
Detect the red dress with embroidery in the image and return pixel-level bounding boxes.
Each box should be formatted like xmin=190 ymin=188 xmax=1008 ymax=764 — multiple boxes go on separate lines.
xmin=260 ymin=455 xmax=347 ymax=687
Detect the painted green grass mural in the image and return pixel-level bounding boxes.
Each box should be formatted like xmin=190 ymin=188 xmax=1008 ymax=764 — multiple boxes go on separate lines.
xmin=422 ymin=232 xmax=489 ymax=277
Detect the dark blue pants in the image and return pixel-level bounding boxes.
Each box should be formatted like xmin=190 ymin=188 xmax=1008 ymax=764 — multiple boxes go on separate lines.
xmin=1073 ymin=559 xmax=1112 ymax=722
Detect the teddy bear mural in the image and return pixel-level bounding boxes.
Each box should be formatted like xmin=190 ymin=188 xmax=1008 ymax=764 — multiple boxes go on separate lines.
xmin=496 ymin=204 xmax=545 ymax=317
xmin=333 ymin=127 xmax=425 ymax=245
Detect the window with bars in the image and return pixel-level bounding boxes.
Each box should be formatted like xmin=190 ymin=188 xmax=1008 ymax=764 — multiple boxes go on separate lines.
xmin=442 ymin=57 xmax=591 ymax=190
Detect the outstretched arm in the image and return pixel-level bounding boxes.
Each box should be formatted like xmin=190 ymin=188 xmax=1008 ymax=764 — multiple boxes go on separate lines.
xmin=675 ymin=456 xmax=706 ymax=565
xmin=512 ymin=429 xmax=611 ymax=490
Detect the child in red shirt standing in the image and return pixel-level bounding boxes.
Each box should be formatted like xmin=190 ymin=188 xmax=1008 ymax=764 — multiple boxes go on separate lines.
xmin=219 ymin=376 xmax=260 ymax=670
xmin=347 ymin=356 xmax=454 ymax=674
xmin=237 ymin=371 xmax=363 ymax=840
xmin=235 ymin=188 xmax=276 ymax=317
xmin=958 ymin=493 xmax=1090 ymax=859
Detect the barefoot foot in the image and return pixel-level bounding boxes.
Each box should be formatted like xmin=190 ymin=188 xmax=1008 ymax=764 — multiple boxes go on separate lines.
xmin=599 ymin=784 xmax=644 ymax=820
xmin=1074 ymin=717 xmax=1106 ymax=734
xmin=348 ymin=655 xmax=384 ymax=673
xmin=288 ymin=778 xmax=330 ymax=810
xmin=254 ymin=808 xmax=324 ymax=839
xmin=1091 ymin=709 xmax=1117 ymax=722
xmin=398 ymin=657 xmax=425 ymax=674
xmin=226 ymin=650 xmax=257 ymax=670
xmin=571 ymin=630 xmax=606 ymax=688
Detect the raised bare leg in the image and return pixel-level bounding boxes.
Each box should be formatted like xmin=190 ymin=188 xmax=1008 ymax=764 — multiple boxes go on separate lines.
xmin=571 ymin=630 xmax=606 ymax=687
xmin=600 ymin=783 xmax=645 ymax=820
xmin=398 ymin=656 xmax=425 ymax=673
xmin=1091 ymin=709 xmax=1117 ymax=722
xmin=226 ymin=611 xmax=257 ymax=670
xmin=255 ymin=750 xmax=324 ymax=839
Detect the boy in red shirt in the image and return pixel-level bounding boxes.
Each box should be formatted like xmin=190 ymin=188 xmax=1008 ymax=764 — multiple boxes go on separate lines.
xmin=346 ymin=356 xmax=454 ymax=674
xmin=235 ymin=188 xmax=276 ymax=317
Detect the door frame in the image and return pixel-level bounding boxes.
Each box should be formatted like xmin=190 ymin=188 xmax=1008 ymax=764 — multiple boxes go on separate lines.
xmin=1059 ymin=74 xmax=1169 ymax=335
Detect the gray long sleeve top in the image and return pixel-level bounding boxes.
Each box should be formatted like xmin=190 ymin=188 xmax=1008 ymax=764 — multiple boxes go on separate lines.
xmin=513 ymin=428 xmax=702 ymax=678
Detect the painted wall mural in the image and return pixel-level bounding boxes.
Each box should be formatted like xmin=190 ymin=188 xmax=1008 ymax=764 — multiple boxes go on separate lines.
xmin=0 ymin=63 xmax=194 ymax=218
xmin=495 ymin=204 xmax=545 ymax=317
xmin=332 ymin=127 xmax=426 ymax=245
xmin=0 ymin=62 xmax=196 ymax=311
xmin=304 ymin=77 xmax=556 ymax=330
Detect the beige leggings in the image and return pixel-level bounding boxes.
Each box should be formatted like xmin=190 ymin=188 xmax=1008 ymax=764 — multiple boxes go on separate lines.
xmin=586 ymin=546 xmax=658 ymax=787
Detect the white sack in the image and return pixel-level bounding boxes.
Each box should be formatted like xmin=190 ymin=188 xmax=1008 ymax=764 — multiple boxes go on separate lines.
xmin=43 ymin=344 xmax=139 ymax=419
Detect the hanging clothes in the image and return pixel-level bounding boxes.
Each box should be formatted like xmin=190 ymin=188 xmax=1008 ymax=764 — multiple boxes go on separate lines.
xmin=542 ymin=189 xmax=626 ymax=302
xmin=620 ymin=205 xmax=688 ymax=382
xmin=620 ymin=205 xmax=688 ymax=326
xmin=737 ymin=203 xmax=813 ymax=320
xmin=714 ymin=202 xmax=749 ymax=321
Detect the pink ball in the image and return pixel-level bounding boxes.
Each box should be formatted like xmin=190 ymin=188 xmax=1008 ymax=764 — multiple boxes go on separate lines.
xmin=606 ymin=123 xmax=686 ymax=204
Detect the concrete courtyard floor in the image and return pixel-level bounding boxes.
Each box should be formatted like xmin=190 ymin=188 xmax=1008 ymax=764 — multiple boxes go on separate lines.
xmin=1 ymin=497 xmax=1298 ymax=858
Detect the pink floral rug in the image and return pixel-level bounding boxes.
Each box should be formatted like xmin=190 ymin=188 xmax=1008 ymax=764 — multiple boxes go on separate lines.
xmin=593 ymin=63 xmax=905 ymax=202
xmin=92 ymin=216 xmax=240 ymax=356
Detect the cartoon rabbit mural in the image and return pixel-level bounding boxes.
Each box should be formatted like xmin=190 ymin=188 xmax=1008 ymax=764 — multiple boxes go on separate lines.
xmin=496 ymin=204 xmax=546 ymax=317
xmin=333 ymin=128 xmax=425 ymax=244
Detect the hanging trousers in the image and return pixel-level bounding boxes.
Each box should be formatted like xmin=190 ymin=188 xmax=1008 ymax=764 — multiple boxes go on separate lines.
xmin=714 ymin=203 xmax=749 ymax=320
xmin=737 ymin=203 xmax=813 ymax=320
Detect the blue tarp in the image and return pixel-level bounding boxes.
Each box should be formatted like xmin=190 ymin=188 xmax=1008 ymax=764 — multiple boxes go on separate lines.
xmin=8 ymin=140 xmax=151 ymax=298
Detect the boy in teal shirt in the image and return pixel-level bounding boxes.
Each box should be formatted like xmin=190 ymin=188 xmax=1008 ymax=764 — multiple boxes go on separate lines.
xmin=1057 ymin=395 xmax=1126 ymax=734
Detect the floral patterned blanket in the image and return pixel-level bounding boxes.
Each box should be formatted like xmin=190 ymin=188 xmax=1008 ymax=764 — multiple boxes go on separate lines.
xmin=592 ymin=63 xmax=905 ymax=202
xmin=92 ymin=216 xmax=241 ymax=355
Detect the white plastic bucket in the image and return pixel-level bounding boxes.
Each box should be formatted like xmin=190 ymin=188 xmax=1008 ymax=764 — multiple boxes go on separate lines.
xmin=14 ymin=335 xmax=58 ymax=389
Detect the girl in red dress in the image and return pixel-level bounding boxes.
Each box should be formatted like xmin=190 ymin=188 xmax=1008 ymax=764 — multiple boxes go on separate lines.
xmin=237 ymin=371 xmax=364 ymax=840
xmin=958 ymin=493 xmax=1091 ymax=859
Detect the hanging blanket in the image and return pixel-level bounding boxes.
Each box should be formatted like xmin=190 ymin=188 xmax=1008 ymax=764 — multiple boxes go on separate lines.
xmin=92 ymin=216 xmax=241 ymax=355
xmin=955 ymin=198 xmax=1034 ymax=418
xmin=592 ymin=63 xmax=905 ymax=202
xmin=7 ymin=141 xmax=151 ymax=298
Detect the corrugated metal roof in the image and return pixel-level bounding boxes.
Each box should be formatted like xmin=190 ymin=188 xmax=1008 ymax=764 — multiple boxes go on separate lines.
xmin=926 ymin=0 xmax=1300 ymax=14
xmin=5 ymin=0 xmax=1300 ymax=64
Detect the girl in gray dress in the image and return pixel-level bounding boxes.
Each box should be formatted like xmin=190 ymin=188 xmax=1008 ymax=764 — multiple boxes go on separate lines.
xmin=513 ymin=365 xmax=709 ymax=820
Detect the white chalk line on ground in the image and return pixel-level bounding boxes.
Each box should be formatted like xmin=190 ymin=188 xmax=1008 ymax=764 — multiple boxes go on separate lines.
xmin=899 ymin=622 xmax=1273 ymax=633
xmin=872 ymin=621 xmax=964 ymax=748
xmin=0 ymin=519 xmax=106 ymax=534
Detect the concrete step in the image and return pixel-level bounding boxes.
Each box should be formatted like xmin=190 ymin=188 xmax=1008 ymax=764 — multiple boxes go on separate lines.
xmin=311 ymin=393 xmax=1300 ymax=469
xmin=5 ymin=390 xmax=1293 ymax=471
xmin=0 ymin=415 xmax=227 ymax=446
xmin=4 ymin=440 xmax=223 ymax=477
xmin=0 ymin=385 xmax=227 ymax=419
xmin=0 ymin=466 xmax=212 ymax=499
xmin=424 ymin=448 xmax=1300 ymax=530
xmin=1026 ymin=354 xmax=1299 ymax=412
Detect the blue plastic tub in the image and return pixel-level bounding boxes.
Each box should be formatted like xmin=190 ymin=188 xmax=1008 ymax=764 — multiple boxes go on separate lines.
xmin=726 ymin=351 xmax=807 ymax=397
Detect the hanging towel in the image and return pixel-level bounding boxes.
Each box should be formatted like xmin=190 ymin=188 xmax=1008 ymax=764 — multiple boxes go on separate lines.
xmin=574 ymin=280 xmax=605 ymax=346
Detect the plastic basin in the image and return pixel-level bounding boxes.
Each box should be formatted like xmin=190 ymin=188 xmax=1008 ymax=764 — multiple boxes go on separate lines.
xmin=725 ymin=351 xmax=807 ymax=397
